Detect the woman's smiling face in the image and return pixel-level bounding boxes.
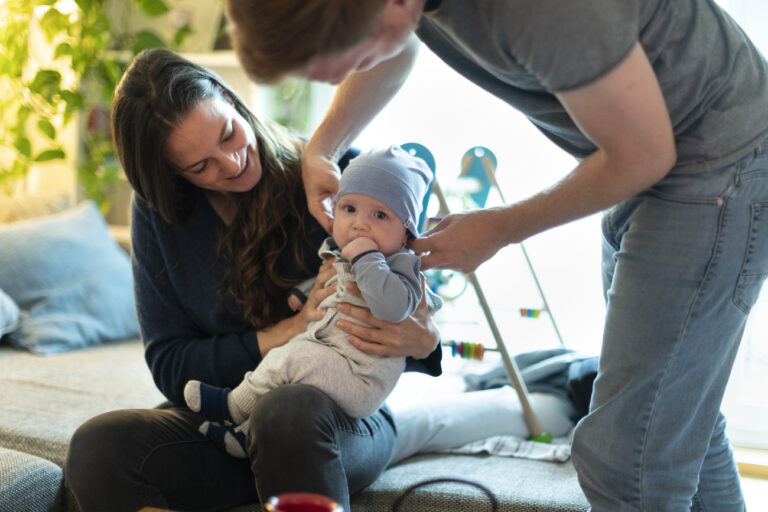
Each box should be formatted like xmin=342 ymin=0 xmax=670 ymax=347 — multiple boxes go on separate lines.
xmin=165 ymin=94 xmax=263 ymax=195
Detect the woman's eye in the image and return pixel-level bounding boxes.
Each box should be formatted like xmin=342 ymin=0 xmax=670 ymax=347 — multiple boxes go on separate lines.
xmin=189 ymin=161 xmax=208 ymax=174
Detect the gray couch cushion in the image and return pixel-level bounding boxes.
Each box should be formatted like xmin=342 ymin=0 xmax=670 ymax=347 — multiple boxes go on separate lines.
xmin=0 ymin=341 xmax=164 ymax=467
xmin=351 ymin=453 xmax=588 ymax=511
xmin=0 ymin=446 xmax=62 ymax=512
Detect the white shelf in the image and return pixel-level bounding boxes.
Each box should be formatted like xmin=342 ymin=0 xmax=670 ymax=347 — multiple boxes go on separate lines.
xmin=180 ymin=51 xmax=240 ymax=69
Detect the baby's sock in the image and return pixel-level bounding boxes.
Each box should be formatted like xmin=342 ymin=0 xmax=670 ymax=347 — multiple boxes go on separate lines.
xmin=199 ymin=421 xmax=248 ymax=458
xmin=184 ymin=380 xmax=246 ymax=424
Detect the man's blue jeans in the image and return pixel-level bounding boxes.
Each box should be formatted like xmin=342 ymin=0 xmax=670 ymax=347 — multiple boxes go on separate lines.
xmin=572 ymin=139 xmax=768 ymax=511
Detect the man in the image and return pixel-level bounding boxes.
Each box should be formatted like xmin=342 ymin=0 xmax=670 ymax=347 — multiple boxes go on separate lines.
xmin=225 ymin=1 xmax=768 ymax=510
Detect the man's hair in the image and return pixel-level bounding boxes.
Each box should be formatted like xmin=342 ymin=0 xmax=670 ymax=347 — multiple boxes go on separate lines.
xmin=225 ymin=0 xmax=387 ymax=83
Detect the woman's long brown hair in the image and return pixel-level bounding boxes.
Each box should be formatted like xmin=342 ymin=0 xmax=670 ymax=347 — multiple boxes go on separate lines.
xmin=112 ymin=48 xmax=315 ymax=329
xmin=217 ymin=132 xmax=314 ymax=329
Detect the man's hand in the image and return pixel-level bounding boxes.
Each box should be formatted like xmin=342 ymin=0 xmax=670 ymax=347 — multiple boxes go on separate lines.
xmin=410 ymin=209 xmax=507 ymax=273
xmin=302 ymin=150 xmax=341 ymax=233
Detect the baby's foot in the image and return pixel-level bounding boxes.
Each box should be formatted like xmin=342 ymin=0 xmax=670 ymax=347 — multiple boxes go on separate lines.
xmin=184 ymin=380 xmax=238 ymax=424
xmin=199 ymin=421 xmax=248 ymax=458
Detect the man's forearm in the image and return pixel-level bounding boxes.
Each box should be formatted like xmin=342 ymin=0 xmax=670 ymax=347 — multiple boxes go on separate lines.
xmin=493 ymin=147 xmax=674 ymax=247
xmin=307 ymin=35 xmax=420 ymax=161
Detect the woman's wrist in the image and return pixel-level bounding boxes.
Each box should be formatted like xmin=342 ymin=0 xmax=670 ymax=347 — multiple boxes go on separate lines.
xmin=258 ymin=314 xmax=302 ymax=357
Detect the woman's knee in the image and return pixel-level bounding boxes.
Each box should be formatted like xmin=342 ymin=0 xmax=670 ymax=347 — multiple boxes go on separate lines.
xmin=67 ymin=411 xmax=127 ymax=476
xmin=64 ymin=410 xmax=151 ymax=499
xmin=248 ymin=384 xmax=338 ymax=449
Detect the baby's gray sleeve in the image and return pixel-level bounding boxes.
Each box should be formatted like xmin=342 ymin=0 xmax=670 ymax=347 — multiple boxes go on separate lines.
xmin=352 ymin=251 xmax=422 ymax=323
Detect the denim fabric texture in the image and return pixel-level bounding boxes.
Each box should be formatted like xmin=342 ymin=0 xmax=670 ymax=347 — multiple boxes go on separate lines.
xmin=571 ymin=140 xmax=768 ymax=511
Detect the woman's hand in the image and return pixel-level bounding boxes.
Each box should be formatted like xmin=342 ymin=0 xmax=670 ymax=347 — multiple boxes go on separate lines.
xmin=302 ymin=149 xmax=341 ymax=233
xmin=337 ymin=275 xmax=440 ymax=360
xmin=259 ymin=260 xmax=336 ymax=356
xmin=293 ymin=259 xmax=336 ymax=329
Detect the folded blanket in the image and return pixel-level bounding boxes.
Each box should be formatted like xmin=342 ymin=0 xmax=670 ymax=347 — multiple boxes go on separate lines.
xmin=445 ymin=434 xmax=572 ymax=462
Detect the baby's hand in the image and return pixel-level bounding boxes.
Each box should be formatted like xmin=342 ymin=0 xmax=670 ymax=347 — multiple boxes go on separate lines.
xmin=287 ymin=294 xmax=305 ymax=312
xmin=341 ymin=237 xmax=379 ymax=260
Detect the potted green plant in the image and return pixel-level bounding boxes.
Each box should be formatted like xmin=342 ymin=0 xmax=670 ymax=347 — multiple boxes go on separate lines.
xmin=0 ymin=0 xmax=205 ymax=217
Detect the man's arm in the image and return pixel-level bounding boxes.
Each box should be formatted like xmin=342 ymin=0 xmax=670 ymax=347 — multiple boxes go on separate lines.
xmin=302 ymin=34 xmax=421 ymax=232
xmin=412 ymin=42 xmax=677 ymax=272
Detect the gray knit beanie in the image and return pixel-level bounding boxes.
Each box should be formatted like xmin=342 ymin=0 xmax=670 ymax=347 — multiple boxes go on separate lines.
xmin=337 ymin=145 xmax=433 ymax=237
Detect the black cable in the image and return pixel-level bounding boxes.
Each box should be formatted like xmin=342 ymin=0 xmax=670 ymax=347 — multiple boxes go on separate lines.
xmin=391 ymin=477 xmax=499 ymax=511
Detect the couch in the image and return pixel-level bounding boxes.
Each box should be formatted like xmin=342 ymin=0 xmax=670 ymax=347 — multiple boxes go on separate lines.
xmin=0 ymin=198 xmax=588 ymax=512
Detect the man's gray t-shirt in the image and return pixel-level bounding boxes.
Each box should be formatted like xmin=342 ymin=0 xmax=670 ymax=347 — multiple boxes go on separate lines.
xmin=417 ymin=0 xmax=768 ymax=173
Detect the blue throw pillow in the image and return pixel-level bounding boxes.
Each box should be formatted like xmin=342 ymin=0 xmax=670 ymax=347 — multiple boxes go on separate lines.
xmin=0 ymin=288 xmax=20 ymax=336
xmin=0 ymin=201 xmax=139 ymax=355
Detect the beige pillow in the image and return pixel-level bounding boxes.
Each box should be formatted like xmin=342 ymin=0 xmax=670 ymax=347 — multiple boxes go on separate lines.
xmin=0 ymin=195 xmax=72 ymax=225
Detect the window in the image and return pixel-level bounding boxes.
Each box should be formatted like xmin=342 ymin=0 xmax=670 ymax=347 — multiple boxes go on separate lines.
xmin=715 ymin=0 xmax=768 ymax=450
xmin=355 ymin=49 xmax=605 ymax=356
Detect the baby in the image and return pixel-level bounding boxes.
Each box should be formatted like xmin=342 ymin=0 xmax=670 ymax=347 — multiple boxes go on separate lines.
xmin=184 ymin=145 xmax=438 ymax=457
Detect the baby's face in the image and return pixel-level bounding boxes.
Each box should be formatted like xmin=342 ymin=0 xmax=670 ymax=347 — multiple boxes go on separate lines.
xmin=332 ymin=193 xmax=408 ymax=256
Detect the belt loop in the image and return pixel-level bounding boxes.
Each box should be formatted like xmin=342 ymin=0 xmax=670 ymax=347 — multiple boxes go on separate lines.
xmin=757 ymin=138 xmax=768 ymax=157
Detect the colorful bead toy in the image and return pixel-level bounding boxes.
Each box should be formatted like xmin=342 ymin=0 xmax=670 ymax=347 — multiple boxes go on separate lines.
xmin=445 ymin=340 xmax=490 ymax=361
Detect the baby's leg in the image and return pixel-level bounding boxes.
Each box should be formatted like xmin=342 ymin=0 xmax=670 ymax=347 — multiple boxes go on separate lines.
xmin=230 ymin=337 xmax=401 ymax=419
xmin=199 ymin=421 xmax=248 ymax=458
xmin=183 ymin=381 xmax=249 ymax=458
xmin=183 ymin=381 xmax=247 ymax=424
xmin=184 ymin=338 xmax=319 ymax=428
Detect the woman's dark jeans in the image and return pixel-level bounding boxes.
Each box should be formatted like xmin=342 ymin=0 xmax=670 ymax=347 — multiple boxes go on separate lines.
xmin=64 ymin=384 xmax=396 ymax=511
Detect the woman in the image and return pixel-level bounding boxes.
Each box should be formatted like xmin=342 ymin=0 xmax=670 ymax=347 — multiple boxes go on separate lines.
xmin=63 ymin=48 xmax=443 ymax=512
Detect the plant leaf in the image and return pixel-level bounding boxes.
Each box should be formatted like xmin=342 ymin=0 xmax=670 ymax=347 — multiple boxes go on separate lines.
xmin=173 ymin=24 xmax=193 ymax=47
xmin=14 ymin=137 xmax=32 ymax=158
xmin=37 ymin=119 xmax=57 ymax=140
xmin=29 ymin=69 xmax=62 ymax=102
xmin=132 ymin=30 xmax=167 ymax=54
xmin=54 ymin=42 xmax=74 ymax=59
xmin=39 ymin=8 xmax=70 ymax=43
xmin=99 ymin=59 xmax=124 ymax=89
xmin=15 ymin=105 xmax=31 ymax=128
xmin=74 ymin=0 xmax=93 ymax=14
xmin=60 ymin=89 xmax=84 ymax=110
xmin=136 ymin=0 xmax=170 ymax=17
xmin=34 ymin=149 xmax=66 ymax=162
